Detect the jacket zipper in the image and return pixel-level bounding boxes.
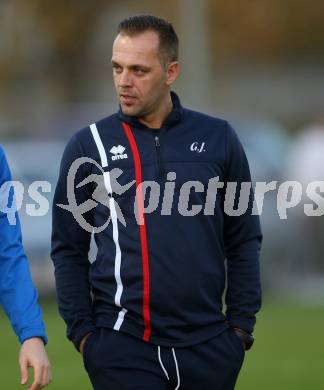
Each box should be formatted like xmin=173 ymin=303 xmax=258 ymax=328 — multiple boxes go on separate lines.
xmin=154 ymin=134 xmax=162 ymax=179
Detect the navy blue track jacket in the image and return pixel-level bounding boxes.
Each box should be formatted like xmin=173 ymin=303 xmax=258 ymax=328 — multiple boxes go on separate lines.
xmin=51 ymin=92 xmax=262 ymax=350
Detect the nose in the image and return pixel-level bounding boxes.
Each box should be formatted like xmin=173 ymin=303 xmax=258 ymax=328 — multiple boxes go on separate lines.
xmin=118 ymin=70 xmax=132 ymax=88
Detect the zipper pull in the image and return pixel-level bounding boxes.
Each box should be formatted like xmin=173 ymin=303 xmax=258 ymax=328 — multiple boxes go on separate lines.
xmin=155 ymin=135 xmax=160 ymax=148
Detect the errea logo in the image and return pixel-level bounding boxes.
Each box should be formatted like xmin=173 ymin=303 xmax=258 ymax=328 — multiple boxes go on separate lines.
xmin=109 ymin=145 xmax=128 ymax=161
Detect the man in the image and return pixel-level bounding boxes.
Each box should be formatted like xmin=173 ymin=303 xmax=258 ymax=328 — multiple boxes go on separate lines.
xmin=52 ymin=15 xmax=262 ymax=390
xmin=0 ymin=146 xmax=52 ymax=389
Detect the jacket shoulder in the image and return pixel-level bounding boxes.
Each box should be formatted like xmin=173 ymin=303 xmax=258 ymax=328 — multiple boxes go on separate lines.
xmin=73 ymin=113 xmax=119 ymax=141
xmin=0 ymin=145 xmax=10 ymax=183
xmin=0 ymin=145 xmax=7 ymax=169
xmin=61 ymin=113 xmax=121 ymax=161
xmin=0 ymin=145 xmax=4 ymax=159
xmin=183 ymin=108 xmax=229 ymax=130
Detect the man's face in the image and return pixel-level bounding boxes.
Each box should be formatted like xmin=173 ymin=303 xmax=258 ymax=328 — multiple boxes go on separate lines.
xmin=111 ymin=30 xmax=170 ymax=118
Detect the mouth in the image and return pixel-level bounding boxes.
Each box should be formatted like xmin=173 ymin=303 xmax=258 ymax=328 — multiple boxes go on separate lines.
xmin=120 ymin=94 xmax=137 ymax=104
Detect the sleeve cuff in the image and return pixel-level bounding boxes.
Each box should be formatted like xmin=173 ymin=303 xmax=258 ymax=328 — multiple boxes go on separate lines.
xmin=226 ymin=316 xmax=255 ymax=334
xmin=19 ymin=329 xmax=48 ymax=345
xmin=71 ymin=325 xmax=97 ymax=351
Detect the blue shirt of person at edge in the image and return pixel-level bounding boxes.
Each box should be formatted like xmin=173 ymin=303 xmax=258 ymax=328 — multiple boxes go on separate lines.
xmin=0 ymin=145 xmax=47 ymax=344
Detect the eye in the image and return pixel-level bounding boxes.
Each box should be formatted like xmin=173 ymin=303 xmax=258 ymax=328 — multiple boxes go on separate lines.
xmin=133 ymin=67 xmax=146 ymax=75
xmin=112 ymin=64 xmax=122 ymax=73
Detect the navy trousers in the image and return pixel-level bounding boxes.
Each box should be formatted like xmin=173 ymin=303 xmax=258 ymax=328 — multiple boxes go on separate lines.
xmin=83 ymin=327 xmax=245 ymax=390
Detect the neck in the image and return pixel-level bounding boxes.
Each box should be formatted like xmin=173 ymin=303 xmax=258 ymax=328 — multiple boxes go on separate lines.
xmin=138 ymin=93 xmax=173 ymax=129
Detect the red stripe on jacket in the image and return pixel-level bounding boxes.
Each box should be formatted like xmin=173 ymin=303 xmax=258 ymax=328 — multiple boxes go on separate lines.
xmin=122 ymin=122 xmax=151 ymax=341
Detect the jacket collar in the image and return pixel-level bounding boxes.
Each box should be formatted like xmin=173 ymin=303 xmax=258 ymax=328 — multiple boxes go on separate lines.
xmin=117 ymin=91 xmax=183 ymax=130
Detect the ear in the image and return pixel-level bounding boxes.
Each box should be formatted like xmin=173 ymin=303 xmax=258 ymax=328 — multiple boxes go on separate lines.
xmin=166 ymin=61 xmax=180 ymax=86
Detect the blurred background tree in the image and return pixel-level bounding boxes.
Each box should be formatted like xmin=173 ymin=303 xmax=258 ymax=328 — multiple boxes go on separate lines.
xmin=1 ymin=0 xmax=323 ymax=136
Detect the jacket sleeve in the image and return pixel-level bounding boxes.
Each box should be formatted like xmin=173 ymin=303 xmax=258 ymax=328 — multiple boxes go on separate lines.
xmin=0 ymin=146 xmax=47 ymax=344
xmin=51 ymin=135 xmax=96 ymax=350
xmin=223 ymin=123 xmax=262 ymax=334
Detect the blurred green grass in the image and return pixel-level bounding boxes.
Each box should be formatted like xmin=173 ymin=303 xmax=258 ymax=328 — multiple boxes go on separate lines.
xmin=1 ymin=298 xmax=323 ymax=389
